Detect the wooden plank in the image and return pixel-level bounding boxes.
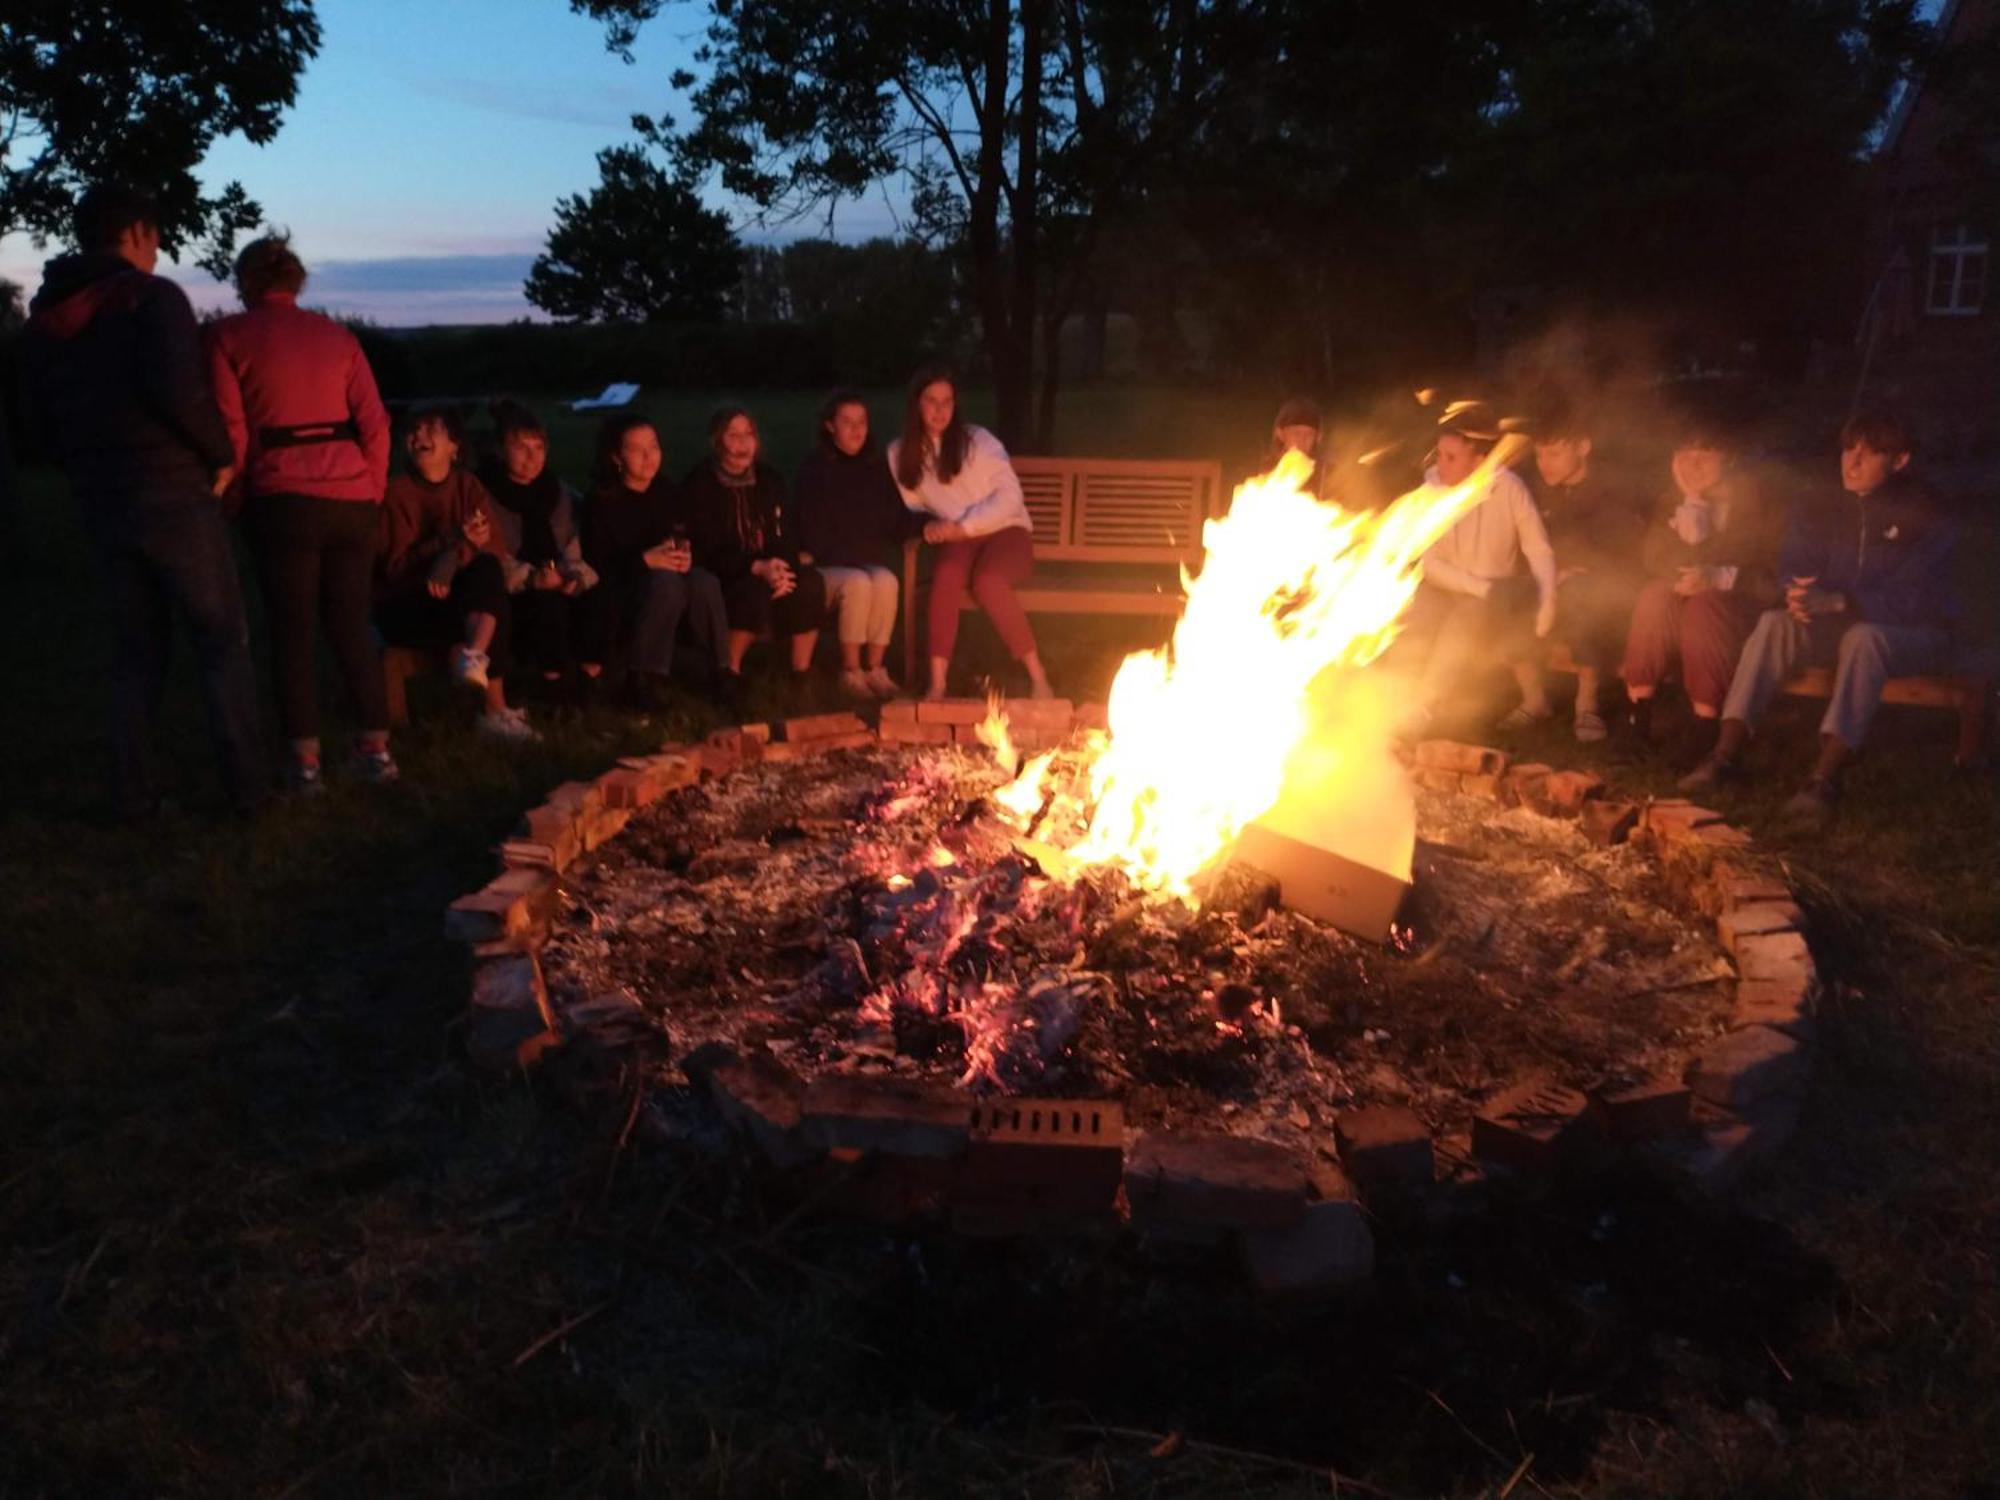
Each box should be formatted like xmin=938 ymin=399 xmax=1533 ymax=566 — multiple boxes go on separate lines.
xmin=1545 ymin=643 xmax=1968 ymax=711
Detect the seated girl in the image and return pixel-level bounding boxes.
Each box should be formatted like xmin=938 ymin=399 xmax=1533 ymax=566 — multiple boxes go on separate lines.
xmin=576 ymin=414 xmax=729 ymax=709
xmin=886 ymin=366 xmax=1053 ymax=700
xmin=376 ymin=407 xmax=538 ymax=741
xmin=792 ymin=389 xmax=912 ymax=699
xmin=680 ymin=407 xmax=826 ymax=693
xmin=477 ymin=400 xmax=598 ymax=699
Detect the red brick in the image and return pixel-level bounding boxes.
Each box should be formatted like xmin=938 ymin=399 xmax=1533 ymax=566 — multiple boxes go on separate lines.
xmin=816 ymin=1146 xmax=960 ymax=1225
xmin=446 ymin=869 xmax=559 ymax=946
xmin=1693 ymin=821 xmax=1754 ymax=850
xmin=802 ymin=1076 xmax=970 ymax=1158
xmin=880 ymin=699 xmax=918 ymax=724
xmin=705 ymin=1051 xmax=816 ymax=1168
xmin=1239 ymin=1199 xmax=1375 ymax=1293
xmin=547 ymin=779 xmax=603 ymax=819
xmin=914 ymin=697 xmax=991 ymax=725
xmin=1718 ymin=901 xmax=1803 ymax=954
xmin=1589 ymin=1077 xmax=1693 ymax=1141
xmin=958 ymin=1099 xmax=1125 ymax=1211
xmin=1074 ymin=702 xmax=1110 ymax=732
xmin=1125 ymin=1131 xmax=1309 ymax=1232
xmin=1412 ymin=767 xmax=1463 ymax=794
xmin=1471 ymin=1078 xmax=1594 ymax=1171
xmin=1733 ymin=974 xmax=1815 ymax=1037
xmin=1581 ymin=799 xmax=1639 ymax=846
xmin=999 ymin=697 xmax=1075 ymax=729
xmin=1715 ymin=870 xmax=1792 ymax=914
xmin=781 ymin=711 xmax=869 ymax=743
xmin=499 ymin=835 xmax=570 ymax=874
xmin=518 ymin=802 xmax=582 ymax=866
xmin=879 ymin=719 xmax=954 ymax=746
xmin=1461 ymin=772 xmax=1505 ymax=800
xmin=1334 ymin=1106 xmax=1435 ymax=1188
xmin=1688 ymin=1025 xmax=1806 ymax=1110
xmin=579 ymin=804 xmax=631 ymax=851
xmin=739 ymin=722 xmax=773 ymax=744
xmin=595 ymin=766 xmax=661 ymax=810
xmin=1643 ymin=800 xmax=1722 ymax=837
xmin=758 ymin=741 xmax=800 ymax=763
xmin=466 ymin=952 xmax=555 ymax=1073
xmin=1734 ymin=930 xmax=1814 ymax=983
xmin=1414 ymin=740 xmax=1507 ymax=776
xmin=791 ymin=730 xmax=876 ymax=756
xmin=1543 ymin=770 xmax=1605 ymax=816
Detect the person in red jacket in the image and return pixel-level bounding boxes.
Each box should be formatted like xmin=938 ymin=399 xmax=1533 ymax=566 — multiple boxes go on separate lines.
xmin=206 ymin=235 xmax=396 ymax=789
xmin=376 ymin=407 xmax=538 ymax=742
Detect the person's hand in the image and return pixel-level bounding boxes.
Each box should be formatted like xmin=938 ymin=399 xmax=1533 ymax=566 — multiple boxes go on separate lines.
xmin=1534 ymin=595 xmax=1557 ymax=639
xmin=210 ymin=464 xmax=237 ymax=498
xmin=427 ymin=549 xmax=457 ymax=599
xmin=1785 ymin=575 xmax=1820 ymax=622
xmin=1797 ymin=586 xmax=1846 ymax=618
xmin=461 ymin=509 xmax=491 ymax=548
xmin=1674 ymin=564 xmax=1712 ymax=597
xmin=755 ymin=557 xmax=796 ymax=598
xmin=534 ymin=562 xmax=563 ymax=591
xmin=923 ymin=519 xmax=967 ymax=545
xmin=561 ymin=574 xmax=584 ymax=596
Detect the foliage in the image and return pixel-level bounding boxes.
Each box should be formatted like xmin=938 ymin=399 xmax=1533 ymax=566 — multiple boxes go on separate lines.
xmin=0 ymin=0 xmax=320 ymax=276
xmin=737 ymin=237 xmax=968 ymax=382
xmin=525 ymin=145 xmax=744 ymax=323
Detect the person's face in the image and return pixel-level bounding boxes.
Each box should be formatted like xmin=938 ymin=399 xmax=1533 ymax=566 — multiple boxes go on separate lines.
xmin=1841 ymin=439 xmax=1907 ymax=496
xmin=407 ymin=418 xmax=458 ymax=476
xmin=919 ymin=381 xmax=955 ymax=440
xmin=116 ymin=221 xmax=161 ymax=275
xmin=1534 ymin=436 xmax=1590 ymax=488
xmin=1276 ymin=423 xmax=1319 ymax=458
xmin=616 ymin=425 xmax=662 ymax=490
xmin=1433 ymin=432 xmax=1481 ymax=487
xmin=1671 ymin=444 xmax=1726 ymax=498
xmin=827 ymin=403 xmax=869 ymax=457
xmin=716 ymin=415 xmax=758 ymax=473
xmin=502 ymin=430 xmax=548 ymax=486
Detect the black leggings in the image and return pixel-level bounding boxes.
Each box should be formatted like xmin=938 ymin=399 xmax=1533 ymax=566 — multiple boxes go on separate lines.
xmin=376 ymin=552 xmax=514 ymax=677
xmin=245 ymin=492 xmax=389 ymax=740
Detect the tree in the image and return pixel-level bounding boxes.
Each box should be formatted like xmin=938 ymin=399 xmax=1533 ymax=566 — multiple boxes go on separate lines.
xmin=576 ymin=0 xmax=1267 ymax=447
xmin=737 ymin=237 xmax=965 ymax=381
xmin=0 ymin=1 xmax=321 ymax=275
xmin=526 ymin=145 xmax=744 ymax=323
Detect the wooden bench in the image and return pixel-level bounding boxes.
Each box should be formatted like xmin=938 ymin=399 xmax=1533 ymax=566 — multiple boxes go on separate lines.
xmin=382 ymin=644 xmax=442 ymax=728
xmin=901 ymin=455 xmax=1222 ymax=680
xmin=1545 ymin=643 xmax=1994 ymax=760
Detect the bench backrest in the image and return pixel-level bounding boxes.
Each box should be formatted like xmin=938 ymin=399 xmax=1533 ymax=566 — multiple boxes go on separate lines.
xmin=1013 ymin=456 xmax=1222 ymax=565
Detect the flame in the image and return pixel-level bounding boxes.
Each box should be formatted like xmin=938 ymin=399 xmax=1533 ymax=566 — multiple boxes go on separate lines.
xmin=992 ymin=441 xmax=1523 ymax=897
xmin=974 ymin=691 xmax=1019 ymax=776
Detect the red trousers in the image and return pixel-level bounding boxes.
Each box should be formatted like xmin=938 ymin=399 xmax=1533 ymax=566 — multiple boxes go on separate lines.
xmin=1621 ymin=580 xmax=1755 ymax=709
xmin=926 ymin=525 xmax=1038 ymax=661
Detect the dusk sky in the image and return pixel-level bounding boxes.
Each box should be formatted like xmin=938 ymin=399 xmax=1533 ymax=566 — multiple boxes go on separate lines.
xmin=0 ymin=0 xmax=905 ymax=325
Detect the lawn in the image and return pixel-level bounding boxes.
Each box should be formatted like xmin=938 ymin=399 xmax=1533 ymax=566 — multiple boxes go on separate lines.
xmin=1 ymin=387 xmax=1996 ymax=1498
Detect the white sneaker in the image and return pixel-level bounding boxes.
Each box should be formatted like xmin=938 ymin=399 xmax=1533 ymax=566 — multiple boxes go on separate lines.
xmin=864 ymin=666 xmax=900 ymax=698
xmin=477 ymin=705 xmax=541 ymax=742
xmin=839 ymin=668 xmax=874 ymax=700
xmin=450 ymin=645 xmax=490 ymax=690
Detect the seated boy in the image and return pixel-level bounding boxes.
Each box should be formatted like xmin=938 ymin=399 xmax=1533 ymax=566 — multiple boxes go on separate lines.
xmin=1680 ymin=411 xmax=1958 ymax=822
xmin=1519 ymin=403 xmax=1644 ymax=741
xmin=376 ymin=407 xmax=539 ymax=741
xmin=1404 ymin=405 xmax=1558 ymax=733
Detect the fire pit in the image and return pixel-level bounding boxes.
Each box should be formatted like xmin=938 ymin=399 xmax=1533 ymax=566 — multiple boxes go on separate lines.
xmin=452 ymin=446 xmax=1821 ymax=1290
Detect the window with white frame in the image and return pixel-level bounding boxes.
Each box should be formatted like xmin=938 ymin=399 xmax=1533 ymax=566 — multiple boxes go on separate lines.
xmin=1925 ymin=223 xmax=1987 ymax=316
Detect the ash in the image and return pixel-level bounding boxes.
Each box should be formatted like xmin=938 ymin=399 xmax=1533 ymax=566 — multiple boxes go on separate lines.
xmin=543 ymin=744 xmax=1731 ymax=1144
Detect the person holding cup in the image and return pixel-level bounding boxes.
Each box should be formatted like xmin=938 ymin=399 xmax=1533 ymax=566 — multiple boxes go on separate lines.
xmin=680 ymin=406 xmax=826 ymax=692
xmin=1619 ymin=420 xmax=1779 ymax=750
xmin=577 ymin=413 xmax=729 ymax=709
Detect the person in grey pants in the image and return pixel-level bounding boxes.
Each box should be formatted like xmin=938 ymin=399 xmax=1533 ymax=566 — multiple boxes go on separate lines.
xmin=1681 ymin=411 xmax=1958 ymax=825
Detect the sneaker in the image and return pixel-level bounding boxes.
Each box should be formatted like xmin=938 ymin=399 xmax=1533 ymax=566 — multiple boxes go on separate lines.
xmin=450 ymin=645 xmax=491 ymax=690
xmin=1496 ymin=704 xmax=1553 ymax=732
xmin=864 ymin=666 xmax=900 ymax=699
xmin=1573 ymin=710 xmax=1608 ymax=743
xmin=1676 ymin=752 xmax=1738 ymax=793
xmin=839 ymin=668 xmax=874 ymax=700
xmin=478 ymin=705 xmax=541 ymax=743
xmin=1780 ymin=777 xmax=1839 ymax=829
xmin=352 ymin=745 xmax=401 ymax=784
xmin=285 ymin=759 xmax=326 ymax=797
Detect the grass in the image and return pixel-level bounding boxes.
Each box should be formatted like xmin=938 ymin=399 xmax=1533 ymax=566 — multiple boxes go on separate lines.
xmin=2 ymin=387 xmax=1997 ymax=1498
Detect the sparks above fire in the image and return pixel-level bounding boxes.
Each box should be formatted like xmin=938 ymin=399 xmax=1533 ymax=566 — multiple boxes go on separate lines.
xmin=985 ymin=439 xmax=1527 ymax=914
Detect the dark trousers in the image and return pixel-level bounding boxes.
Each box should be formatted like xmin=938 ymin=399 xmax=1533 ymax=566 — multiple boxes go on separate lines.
xmin=512 ymin=586 xmax=580 ymax=677
xmin=1405 ymin=576 xmax=1537 ymax=703
xmin=722 ymin=564 xmax=827 ymax=638
xmin=376 ymin=552 xmax=513 ymax=676
xmin=244 ymin=492 xmax=389 ymax=741
xmin=1550 ymin=569 xmax=1634 ymax=677
xmin=575 ymin=566 xmax=729 ymax=677
xmin=86 ymin=493 xmax=266 ymax=814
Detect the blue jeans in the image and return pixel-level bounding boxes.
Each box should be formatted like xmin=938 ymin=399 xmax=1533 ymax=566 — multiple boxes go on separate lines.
xmin=1722 ymin=608 xmax=1953 ymax=749
xmin=87 ymin=494 xmax=266 ymax=814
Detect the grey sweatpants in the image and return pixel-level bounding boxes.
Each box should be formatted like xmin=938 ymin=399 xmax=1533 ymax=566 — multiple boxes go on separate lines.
xmin=1722 ymin=608 xmax=1952 ymax=748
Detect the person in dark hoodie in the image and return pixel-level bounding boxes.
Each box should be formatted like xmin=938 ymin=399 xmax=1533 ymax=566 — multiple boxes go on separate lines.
xmin=792 ymin=390 xmax=912 ymax=699
xmin=477 ymin=401 xmax=598 ymax=698
xmin=22 ymin=183 xmax=266 ymax=818
xmin=682 ymin=406 xmax=826 ymax=689
xmin=1680 ymin=411 xmax=1960 ymax=824
xmin=206 ymin=234 xmax=396 ymax=791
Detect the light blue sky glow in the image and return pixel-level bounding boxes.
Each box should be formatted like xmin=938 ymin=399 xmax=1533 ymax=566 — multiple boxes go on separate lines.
xmin=0 ymin=0 xmax=904 ymax=324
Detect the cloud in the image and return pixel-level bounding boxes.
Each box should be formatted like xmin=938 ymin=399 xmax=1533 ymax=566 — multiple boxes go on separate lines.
xmin=167 ymin=252 xmax=543 ymax=326
xmin=303 ymin=252 xmax=538 ymax=295
xmin=427 ymin=74 xmax=656 ymax=132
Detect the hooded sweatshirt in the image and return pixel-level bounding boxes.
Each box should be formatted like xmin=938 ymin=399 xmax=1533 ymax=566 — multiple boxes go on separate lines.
xmin=22 ymin=252 xmax=233 ymax=510
xmin=204 ymin=292 xmax=391 ymax=504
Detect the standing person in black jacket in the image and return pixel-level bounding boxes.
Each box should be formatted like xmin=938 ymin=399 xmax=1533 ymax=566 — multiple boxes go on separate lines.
xmin=21 ymin=184 xmax=266 ymax=818
xmin=682 ymin=406 xmax=826 ymax=688
xmin=792 ymin=390 xmax=911 ymax=699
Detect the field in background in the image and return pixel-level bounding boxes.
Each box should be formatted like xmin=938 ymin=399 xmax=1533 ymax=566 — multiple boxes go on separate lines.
xmin=1 ymin=385 xmax=1996 ymax=1498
